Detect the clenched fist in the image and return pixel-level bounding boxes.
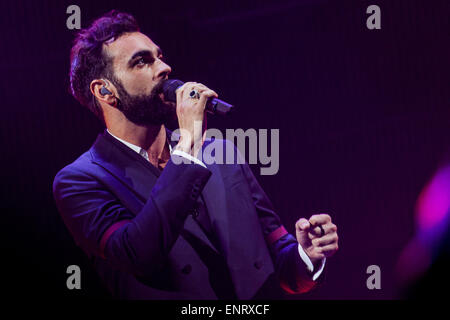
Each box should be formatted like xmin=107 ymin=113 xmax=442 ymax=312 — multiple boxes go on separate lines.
xmin=295 ymin=213 xmax=339 ymax=266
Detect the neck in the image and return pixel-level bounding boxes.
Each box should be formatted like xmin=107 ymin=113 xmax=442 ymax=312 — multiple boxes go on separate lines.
xmin=107 ymin=122 xmax=168 ymax=161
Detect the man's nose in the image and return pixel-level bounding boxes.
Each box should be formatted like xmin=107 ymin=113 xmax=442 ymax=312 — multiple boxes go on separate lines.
xmin=156 ymin=60 xmax=172 ymax=79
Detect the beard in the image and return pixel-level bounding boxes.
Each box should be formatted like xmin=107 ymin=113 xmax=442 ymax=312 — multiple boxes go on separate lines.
xmin=113 ymin=78 xmax=176 ymax=126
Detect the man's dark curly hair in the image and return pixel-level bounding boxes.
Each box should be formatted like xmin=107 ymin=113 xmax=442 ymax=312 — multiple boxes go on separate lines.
xmin=69 ymin=10 xmax=139 ymax=121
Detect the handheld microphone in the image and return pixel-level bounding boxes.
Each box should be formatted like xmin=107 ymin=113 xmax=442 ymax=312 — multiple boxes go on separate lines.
xmin=162 ymin=79 xmax=234 ymax=115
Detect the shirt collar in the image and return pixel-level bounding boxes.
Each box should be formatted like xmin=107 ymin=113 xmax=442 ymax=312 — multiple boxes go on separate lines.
xmin=106 ymin=129 xmax=172 ymax=161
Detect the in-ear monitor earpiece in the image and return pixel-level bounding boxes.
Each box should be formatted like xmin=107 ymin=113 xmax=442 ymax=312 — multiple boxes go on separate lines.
xmin=100 ymin=86 xmax=112 ymax=96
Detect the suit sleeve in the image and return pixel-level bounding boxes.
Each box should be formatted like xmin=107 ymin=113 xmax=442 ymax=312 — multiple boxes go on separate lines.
xmin=235 ymin=143 xmax=317 ymax=294
xmin=53 ymin=155 xmax=211 ymax=279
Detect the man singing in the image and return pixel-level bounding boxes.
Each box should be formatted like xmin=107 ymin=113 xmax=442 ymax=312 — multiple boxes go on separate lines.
xmin=53 ymin=10 xmax=339 ymax=299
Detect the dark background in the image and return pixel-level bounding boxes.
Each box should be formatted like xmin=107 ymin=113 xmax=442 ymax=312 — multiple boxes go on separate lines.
xmin=0 ymin=0 xmax=448 ymax=299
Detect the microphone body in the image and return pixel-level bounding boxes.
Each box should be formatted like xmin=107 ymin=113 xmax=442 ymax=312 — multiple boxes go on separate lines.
xmin=162 ymin=79 xmax=234 ymax=115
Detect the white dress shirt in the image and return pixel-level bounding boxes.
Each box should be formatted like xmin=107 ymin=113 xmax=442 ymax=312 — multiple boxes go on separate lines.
xmin=107 ymin=129 xmax=325 ymax=281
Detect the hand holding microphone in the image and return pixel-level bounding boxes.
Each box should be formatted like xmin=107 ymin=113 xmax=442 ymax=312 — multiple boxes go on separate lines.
xmin=170 ymin=81 xmax=218 ymax=156
xmin=162 ymin=79 xmax=234 ymax=116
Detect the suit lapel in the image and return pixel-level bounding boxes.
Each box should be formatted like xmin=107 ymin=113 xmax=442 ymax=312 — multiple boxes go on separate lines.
xmin=90 ymin=130 xmax=160 ymax=204
xmin=201 ymin=160 xmax=230 ymax=257
xmin=168 ymin=133 xmax=248 ymax=263
xmin=91 ymin=129 xmax=220 ymax=254
xmin=200 ymin=139 xmax=262 ymax=282
xmin=167 ymin=130 xmax=221 ymax=255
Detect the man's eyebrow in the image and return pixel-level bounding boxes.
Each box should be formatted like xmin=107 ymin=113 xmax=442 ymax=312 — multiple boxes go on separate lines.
xmin=128 ymin=47 xmax=163 ymax=64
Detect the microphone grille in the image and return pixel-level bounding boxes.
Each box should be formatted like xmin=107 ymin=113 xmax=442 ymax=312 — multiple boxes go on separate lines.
xmin=162 ymin=79 xmax=184 ymax=102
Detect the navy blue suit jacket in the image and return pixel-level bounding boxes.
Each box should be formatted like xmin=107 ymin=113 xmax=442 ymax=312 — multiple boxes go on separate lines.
xmin=53 ymin=130 xmax=316 ymax=299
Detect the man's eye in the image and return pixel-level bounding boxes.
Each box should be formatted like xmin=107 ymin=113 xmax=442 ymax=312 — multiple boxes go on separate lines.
xmin=134 ymin=57 xmax=153 ymax=67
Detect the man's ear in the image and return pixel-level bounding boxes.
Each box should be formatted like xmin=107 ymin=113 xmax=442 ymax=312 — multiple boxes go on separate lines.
xmin=90 ymin=79 xmax=117 ymax=107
